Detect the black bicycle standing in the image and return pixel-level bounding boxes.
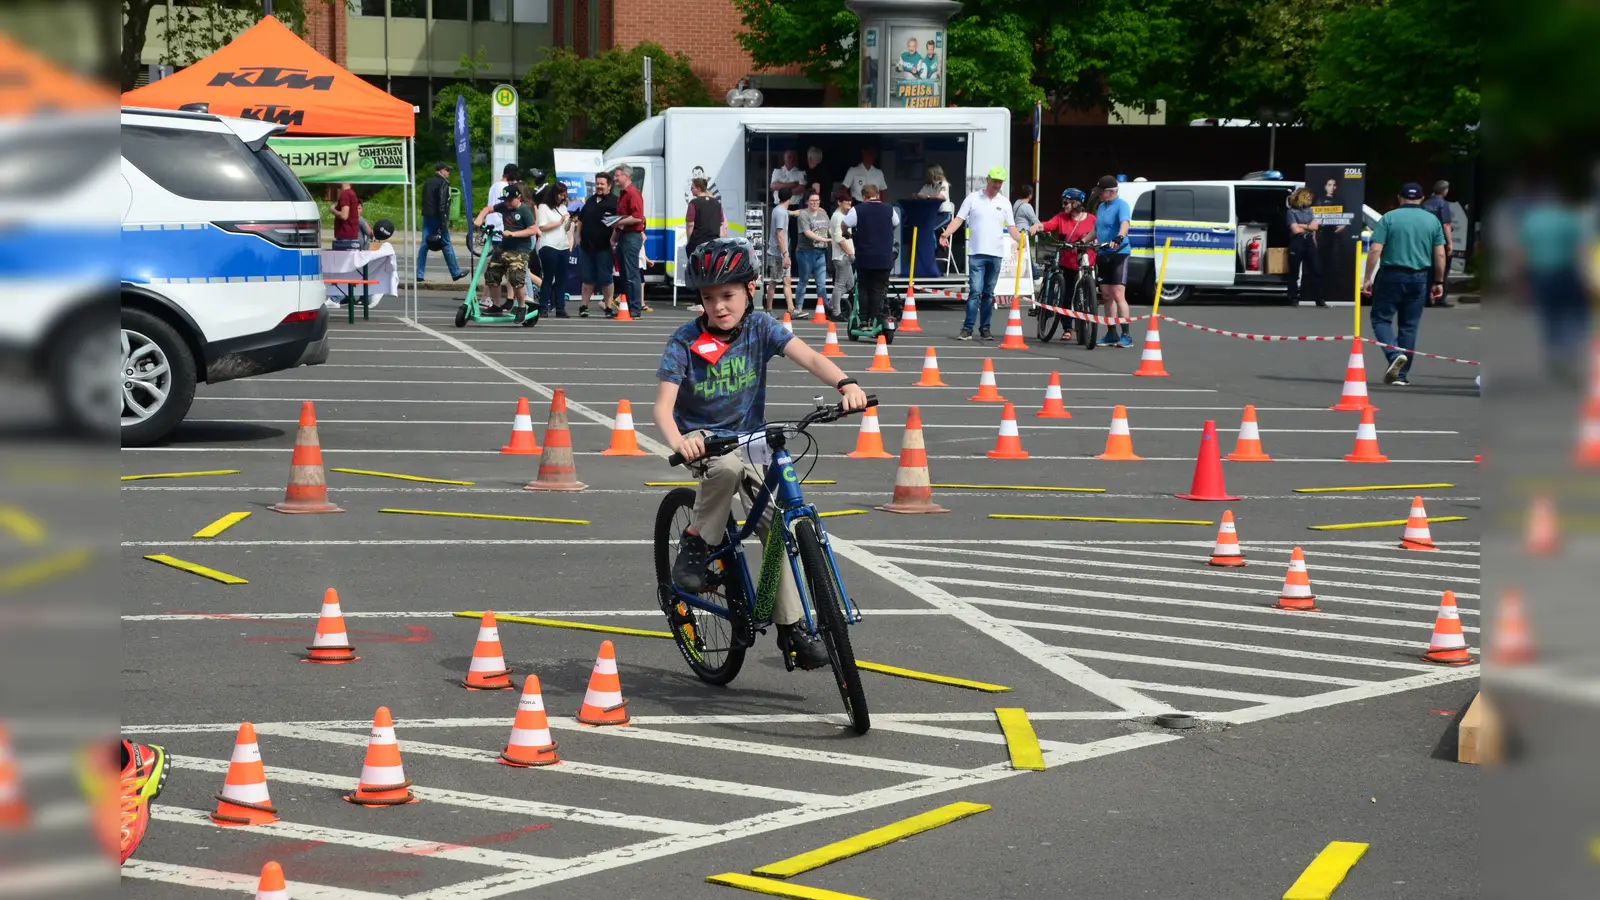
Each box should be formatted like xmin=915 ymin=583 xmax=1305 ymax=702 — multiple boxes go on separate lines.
xmin=1037 ymin=238 xmax=1102 ymax=349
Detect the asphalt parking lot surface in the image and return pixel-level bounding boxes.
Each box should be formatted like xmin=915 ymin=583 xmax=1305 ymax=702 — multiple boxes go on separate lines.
xmin=122 ymin=289 xmax=1481 ymax=899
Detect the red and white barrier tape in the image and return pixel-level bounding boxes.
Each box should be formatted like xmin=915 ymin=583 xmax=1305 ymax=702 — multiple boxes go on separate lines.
xmin=1031 ymin=299 xmax=1152 ymax=326
xmin=1355 ymin=338 xmax=1480 ymax=366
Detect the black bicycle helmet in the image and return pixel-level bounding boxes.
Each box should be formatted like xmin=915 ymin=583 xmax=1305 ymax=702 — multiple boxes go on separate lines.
xmin=685 ymin=237 xmax=758 ymax=289
xmin=1061 ymin=187 xmax=1086 ymax=204
xmin=371 ymin=218 xmax=395 ymax=241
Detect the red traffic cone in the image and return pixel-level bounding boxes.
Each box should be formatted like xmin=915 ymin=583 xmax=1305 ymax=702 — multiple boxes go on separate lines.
xmin=1174 ymin=420 xmax=1239 ymax=501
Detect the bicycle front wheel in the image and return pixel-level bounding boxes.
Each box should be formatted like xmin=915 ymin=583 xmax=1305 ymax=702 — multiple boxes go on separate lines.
xmin=653 ymin=488 xmax=748 ymax=686
xmin=1075 ymin=276 xmax=1099 ymax=349
xmin=1036 ymin=271 xmax=1061 ymax=343
xmin=793 ymin=518 xmax=869 ymax=735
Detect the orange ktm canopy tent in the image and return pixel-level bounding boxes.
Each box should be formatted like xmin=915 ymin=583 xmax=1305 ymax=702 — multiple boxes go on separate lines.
xmin=120 ymin=15 xmax=413 ymax=137
xmin=0 ymin=32 xmax=118 ymax=115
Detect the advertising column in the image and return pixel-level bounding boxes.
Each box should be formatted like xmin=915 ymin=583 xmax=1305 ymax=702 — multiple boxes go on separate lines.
xmin=847 ymin=0 xmax=960 ymax=108
xmin=1305 ymin=163 xmax=1366 ymax=304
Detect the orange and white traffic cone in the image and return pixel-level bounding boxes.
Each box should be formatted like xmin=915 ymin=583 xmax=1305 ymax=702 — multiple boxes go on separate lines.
xmin=601 ymin=399 xmax=648 ymax=456
xmin=847 ymin=406 xmax=894 ymax=459
xmin=1489 ymin=589 xmax=1535 ymax=666
xmin=345 ymin=707 xmax=417 ymax=805
xmin=1132 ymin=319 xmax=1169 ymax=376
xmin=986 ymin=403 xmax=1029 ymax=459
xmin=500 ymin=675 xmax=561 ymax=767
xmin=1035 ymin=372 xmax=1071 ymax=418
xmin=1399 ymin=496 xmax=1437 ymax=550
xmin=305 ymin=588 xmax=358 ymax=664
xmin=1524 ymin=494 xmax=1561 ymax=556
xmin=1575 ymin=399 xmax=1600 ymax=466
xmin=1343 ymin=407 xmax=1389 ymax=463
xmin=1274 ymin=547 xmax=1318 ymax=611
xmin=614 ymin=302 xmax=634 ymax=322
xmin=211 ymin=723 xmax=277 ymax=825
xmin=821 ymin=323 xmax=846 ymax=357
xmin=524 ymin=389 xmax=587 ymax=491
xmin=1207 ymin=510 xmax=1246 ymax=567
xmin=1330 ymin=339 xmax=1375 ymax=411
xmin=271 ymin=401 xmax=343 ymax=514
xmin=461 ymin=610 xmax=514 ymax=690
xmin=501 ymin=397 xmax=542 ymax=455
xmin=781 ymin=312 xmax=794 ymax=334
xmin=255 ymin=862 xmax=289 ymax=900
xmin=969 ymin=358 xmax=1006 ymax=402
xmin=810 ymin=295 xmax=827 ymax=324
xmin=575 ymin=640 xmax=630 ymax=726
xmin=1225 ymin=405 xmax=1271 ymax=461
xmin=877 ymin=406 xmax=949 ymax=514
xmin=997 ymin=303 xmax=1029 ymax=350
xmin=915 ymin=348 xmax=946 ymax=386
xmin=1422 ymin=591 xmax=1472 ymax=665
xmin=0 ymin=725 xmax=28 ymax=828
xmin=867 ymin=335 xmax=896 ymax=372
xmin=1095 ymin=405 xmax=1142 ymax=460
xmin=900 ymin=290 xmax=923 ymax=332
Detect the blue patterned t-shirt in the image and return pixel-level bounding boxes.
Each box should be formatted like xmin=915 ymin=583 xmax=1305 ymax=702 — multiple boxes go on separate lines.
xmin=656 ymin=312 xmax=793 ymax=437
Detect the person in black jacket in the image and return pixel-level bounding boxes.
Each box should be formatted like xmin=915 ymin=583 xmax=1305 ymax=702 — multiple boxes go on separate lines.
xmin=417 ymin=162 xmax=465 ymax=282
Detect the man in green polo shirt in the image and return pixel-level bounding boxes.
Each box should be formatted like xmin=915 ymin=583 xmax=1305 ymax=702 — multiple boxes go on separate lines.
xmin=1361 ymin=182 xmax=1447 ymax=386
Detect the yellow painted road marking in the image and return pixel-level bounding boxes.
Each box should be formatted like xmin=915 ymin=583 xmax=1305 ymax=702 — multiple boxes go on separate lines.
xmin=707 ymin=873 xmax=874 ymax=900
xmin=0 ymin=507 xmax=47 ymax=543
xmin=121 ymin=469 xmax=242 ymax=482
xmin=932 ymin=483 xmax=1106 ymax=493
xmin=1294 ymin=483 xmax=1455 ymax=493
xmin=993 ymin=708 xmax=1045 ymax=771
xmin=1589 ymin=835 xmax=1599 ymax=862
xmin=331 ymin=468 xmax=475 ymax=485
xmin=192 ymin=512 xmax=251 ymax=539
xmin=455 ymin=611 xmax=673 ymax=639
xmin=855 ymin=661 xmax=1010 ymax=693
xmin=1283 ymin=841 xmax=1369 ymax=899
xmin=991 ymin=514 xmax=1214 ymax=526
xmin=818 ymin=509 xmax=869 ymax=518
xmin=143 ymin=554 xmax=248 ymax=585
xmin=0 ymin=549 xmax=93 ymax=592
xmin=647 ymin=480 xmax=836 ymax=487
xmin=750 ymin=801 xmax=990 ymax=879
xmin=1308 ymin=516 xmax=1468 ymax=531
xmin=380 ymin=508 xmax=590 ymax=525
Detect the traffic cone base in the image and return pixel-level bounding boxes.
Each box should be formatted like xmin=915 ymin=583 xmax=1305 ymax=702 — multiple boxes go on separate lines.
xmin=305 ymin=587 xmax=358 ymax=664
xmin=1422 ymin=591 xmax=1472 ymax=665
xmin=273 ymin=401 xmax=344 ymax=513
xmin=346 ymin=707 xmax=417 ymax=806
xmin=501 ymin=676 xmax=562 ymax=767
xmin=986 ymin=403 xmax=1029 ymax=459
xmin=915 ymin=348 xmax=946 ymax=387
xmin=969 ymin=359 xmax=1005 ymax=402
xmin=1096 ymin=405 xmax=1142 ymax=460
xmin=1225 ymin=405 xmax=1271 ymax=462
xmin=601 ymin=399 xmax=648 ymax=456
xmin=846 ymin=406 xmax=894 ymax=459
xmin=576 ymin=641 xmax=631 ymax=726
xmin=1035 ymin=372 xmax=1071 ymax=418
xmin=525 ymin=389 xmax=587 ymax=491
xmin=878 ymin=406 xmax=949 ymax=514
xmin=211 ymin=723 xmax=277 ymax=826
xmin=462 ymin=610 xmax=514 ymax=690
xmin=1175 ymin=420 xmax=1240 ymax=501
xmin=501 ymin=397 xmax=542 ymax=455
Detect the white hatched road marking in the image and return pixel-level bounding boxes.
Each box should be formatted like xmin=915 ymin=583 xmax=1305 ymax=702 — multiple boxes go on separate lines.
xmin=122 ymin=860 xmax=398 ymax=899
xmin=1115 ymin=681 xmax=1288 ymax=704
xmin=126 ymin=711 xmax=1144 ymax=734
xmin=1064 ymin=648 xmax=1374 ymax=686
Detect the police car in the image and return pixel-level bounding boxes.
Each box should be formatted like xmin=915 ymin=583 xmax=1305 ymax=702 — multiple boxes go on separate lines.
xmin=118 ymin=106 xmax=329 ymax=445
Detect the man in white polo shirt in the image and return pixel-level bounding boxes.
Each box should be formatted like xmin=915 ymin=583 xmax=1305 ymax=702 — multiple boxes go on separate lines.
xmin=769 ymin=149 xmax=805 ymax=204
xmin=939 ymin=166 xmax=1023 ymax=341
xmin=842 ymin=147 xmax=888 ymax=202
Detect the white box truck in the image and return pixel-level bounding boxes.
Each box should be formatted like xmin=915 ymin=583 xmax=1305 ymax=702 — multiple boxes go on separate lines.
xmin=601 ymin=106 xmax=1012 ymax=292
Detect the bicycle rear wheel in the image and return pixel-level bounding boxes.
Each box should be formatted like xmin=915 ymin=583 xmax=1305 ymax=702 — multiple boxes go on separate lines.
xmin=653 ymin=488 xmax=748 ymax=686
xmin=793 ymin=518 xmax=869 ymax=734
xmin=1036 ymin=271 xmax=1061 ymax=343
xmin=1074 ymin=276 xmax=1099 ymax=349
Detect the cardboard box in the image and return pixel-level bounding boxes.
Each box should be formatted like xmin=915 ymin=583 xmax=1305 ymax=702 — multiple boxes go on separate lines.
xmin=1266 ymin=247 xmax=1288 ymax=275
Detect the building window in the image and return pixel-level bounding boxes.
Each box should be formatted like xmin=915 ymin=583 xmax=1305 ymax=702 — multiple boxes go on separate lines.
xmin=391 ymin=0 xmax=426 ymax=18
xmin=473 ymin=0 xmax=506 ymax=22
xmin=511 ymin=0 xmax=548 ymax=24
xmin=433 ymin=0 xmax=469 ymax=20
xmin=355 ymin=0 xmax=387 ymax=16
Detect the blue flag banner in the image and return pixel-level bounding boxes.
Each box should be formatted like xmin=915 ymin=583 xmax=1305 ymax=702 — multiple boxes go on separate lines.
xmin=454 ymin=96 xmax=473 ymax=221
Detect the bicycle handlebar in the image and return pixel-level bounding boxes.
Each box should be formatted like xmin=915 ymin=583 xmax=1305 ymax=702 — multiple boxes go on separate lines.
xmin=667 ymin=395 xmax=879 ymax=467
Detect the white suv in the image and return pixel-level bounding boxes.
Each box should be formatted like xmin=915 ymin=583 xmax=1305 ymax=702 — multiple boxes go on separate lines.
xmin=117 ymin=106 xmax=329 ymax=445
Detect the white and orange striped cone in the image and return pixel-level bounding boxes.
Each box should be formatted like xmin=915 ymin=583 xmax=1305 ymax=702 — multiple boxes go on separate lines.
xmin=461 ymin=610 xmax=514 ymax=690
xmin=810 ymin=294 xmax=827 ymax=324
xmin=820 ymin=323 xmax=846 ymax=357
xmin=500 ymin=675 xmax=561 ymax=767
xmin=1399 ymin=496 xmax=1437 ymax=550
xmin=781 ymin=312 xmax=794 ymax=334
xmin=1575 ymin=399 xmax=1600 ymax=467
xmin=1489 ymin=589 xmax=1535 ymax=666
xmin=1422 ymin=591 xmax=1472 ymax=665
xmin=997 ymin=303 xmax=1029 ymax=350
xmin=271 ymin=401 xmax=343 ymax=514
xmin=0 ymin=726 xmax=27 ymax=828
xmin=867 ymin=335 xmax=896 ymax=372
xmin=1225 ymin=405 xmax=1271 ymax=461
xmin=1035 ymin=372 xmax=1071 ymax=418
xmin=1524 ymin=493 xmax=1561 ymax=556
xmin=969 ymin=358 xmax=1005 ymax=402
xmin=524 ymin=389 xmax=587 ymax=491
xmin=614 ymin=302 xmax=634 ymax=321
xmin=986 ymin=403 xmax=1029 ymax=459
xmin=900 ymin=290 xmax=923 ymax=333
xmin=1274 ymin=547 xmax=1318 ymax=611
xmin=305 ymin=587 xmax=358 ymax=664
xmin=345 ymin=707 xmax=417 ymax=805
xmin=1132 ymin=319 xmax=1169 ymax=376
xmin=255 ymin=862 xmax=289 ymax=900
xmin=575 ymin=640 xmax=631 ymax=726
xmin=1095 ymin=405 xmax=1142 ymax=460
xmin=211 ymin=723 xmax=277 ymax=826
xmin=1207 ymin=510 xmax=1246 ymax=567
xmin=1343 ymin=407 xmax=1389 ymax=463
xmin=501 ymin=396 xmax=542 ymax=455
xmin=846 ymin=406 xmax=893 ymax=459
xmin=1330 ymin=339 xmax=1376 ymax=411
xmin=915 ymin=348 xmax=946 ymax=386
xmin=601 ymin=399 xmax=648 ymax=456
xmin=877 ymin=406 xmax=949 ymax=514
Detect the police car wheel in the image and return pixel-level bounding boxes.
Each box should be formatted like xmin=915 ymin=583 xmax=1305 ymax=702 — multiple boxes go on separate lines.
xmin=1157 ymin=283 xmax=1193 ymax=306
xmin=49 ymin=309 xmax=119 ymax=440
xmin=119 ymin=308 xmax=197 ymax=447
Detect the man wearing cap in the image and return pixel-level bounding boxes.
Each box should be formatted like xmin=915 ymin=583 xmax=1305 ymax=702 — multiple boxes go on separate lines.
xmin=1362 ymin=182 xmax=1447 ymax=386
xmin=418 ymin=162 xmax=465 ymax=283
xmin=1093 ymin=175 xmax=1134 ymax=347
xmin=940 ymin=167 xmax=1023 ymax=341
xmin=1420 ymin=180 xmax=1455 ymax=307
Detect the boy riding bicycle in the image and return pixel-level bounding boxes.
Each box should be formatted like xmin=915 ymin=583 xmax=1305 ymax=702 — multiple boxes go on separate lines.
xmin=654 ymin=238 xmax=869 ymax=669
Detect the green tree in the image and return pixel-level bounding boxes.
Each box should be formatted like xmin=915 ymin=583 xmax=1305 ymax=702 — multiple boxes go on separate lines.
xmin=520 ymin=42 xmax=712 ymax=150
xmin=121 ymin=0 xmax=320 ymax=92
xmin=732 ymin=0 xmax=859 ymax=98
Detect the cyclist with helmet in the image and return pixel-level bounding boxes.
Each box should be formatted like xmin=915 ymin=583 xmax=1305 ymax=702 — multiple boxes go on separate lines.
xmin=1032 ymin=188 xmax=1098 ymax=316
xmin=654 ymin=238 xmax=869 ymax=669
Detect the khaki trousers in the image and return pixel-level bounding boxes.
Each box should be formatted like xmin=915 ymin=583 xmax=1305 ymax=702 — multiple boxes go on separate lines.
xmin=687 ymin=434 xmax=803 ymax=626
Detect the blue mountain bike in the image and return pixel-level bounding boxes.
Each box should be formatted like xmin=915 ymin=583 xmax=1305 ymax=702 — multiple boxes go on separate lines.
xmin=654 ymin=396 xmax=877 ymax=734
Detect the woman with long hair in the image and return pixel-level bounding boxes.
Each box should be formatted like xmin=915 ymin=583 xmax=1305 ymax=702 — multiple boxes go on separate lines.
xmin=533 ymin=182 xmax=572 ymax=318
xmin=1286 ymin=187 xmax=1323 ymax=306
xmin=916 ymin=164 xmax=955 ymax=214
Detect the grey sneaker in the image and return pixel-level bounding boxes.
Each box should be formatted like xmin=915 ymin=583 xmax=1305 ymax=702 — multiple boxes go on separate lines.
xmin=958 ymin=329 xmax=973 ymax=341
xmin=1384 ymin=354 xmax=1408 ymax=384
xmin=979 ymin=328 xmax=994 ymax=341
xmin=1392 ymin=378 xmax=1410 ymax=386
